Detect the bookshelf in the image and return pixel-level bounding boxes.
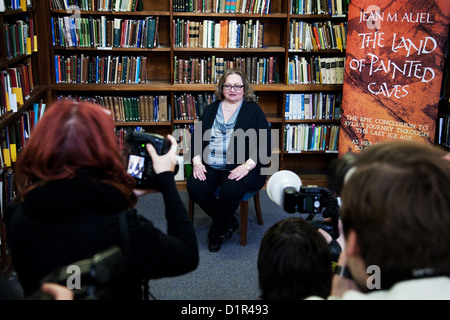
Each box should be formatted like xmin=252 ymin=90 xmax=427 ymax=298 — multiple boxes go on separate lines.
xmin=0 ymin=0 xmax=50 ymax=276
xmin=41 ymin=0 xmax=348 ymax=188
xmin=437 ymin=37 xmax=450 ymax=151
xmin=0 ymin=0 xmax=350 ymax=276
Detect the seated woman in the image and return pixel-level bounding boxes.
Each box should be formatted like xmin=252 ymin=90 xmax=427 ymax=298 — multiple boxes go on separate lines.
xmin=187 ymin=69 xmax=272 ymax=252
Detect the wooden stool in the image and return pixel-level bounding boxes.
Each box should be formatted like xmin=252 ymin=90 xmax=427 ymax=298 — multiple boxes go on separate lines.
xmin=188 ymin=189 xmax=264 ymax=246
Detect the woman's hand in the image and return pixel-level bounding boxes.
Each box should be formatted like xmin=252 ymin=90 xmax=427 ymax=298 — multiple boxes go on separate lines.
xmin=228 ymin=164 xmax=250 ymax=181
xmin=192 ymin=163 xmax=207 ymax=181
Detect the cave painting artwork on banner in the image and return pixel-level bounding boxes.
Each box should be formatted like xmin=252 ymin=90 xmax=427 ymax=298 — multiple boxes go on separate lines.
xmin=338 ymin=0 xmax=450 ymax=156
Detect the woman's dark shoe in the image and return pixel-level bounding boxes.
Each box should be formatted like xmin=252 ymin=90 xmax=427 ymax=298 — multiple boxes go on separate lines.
xmin=208 ymin=240 xmax=222 ymax=252
xmin=220 ymin=221 xmax=240 ymax=242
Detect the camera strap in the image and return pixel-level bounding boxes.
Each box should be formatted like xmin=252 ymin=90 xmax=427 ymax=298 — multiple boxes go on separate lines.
xmin=117 ymin=209 xmax=151 ymax=300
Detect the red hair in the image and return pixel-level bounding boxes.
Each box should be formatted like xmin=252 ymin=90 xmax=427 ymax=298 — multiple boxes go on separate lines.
xmin=15 ymin=100 xmax=136 ymax=205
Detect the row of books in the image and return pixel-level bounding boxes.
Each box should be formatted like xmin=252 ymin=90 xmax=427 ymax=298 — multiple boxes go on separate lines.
xmin=173 ymin=92 xmax=216 ymax=120
xmin=174 ymin=91 xmax=258 ymax=121
xmin=289 ymin=20 xmax=347 ymax=52
xmin=285 ymin=92 xmax=341 ymax=120
xmin=0 ymin=71 xmax=15 ymax=115
xmin=51 ymin=16 xmax=159 ymax=49
xmin=173 ymin=0 xmax=272 ymax=14
xmin=4 ymin=18 xmax=38 ymax=59
xmin=49 ymin=0 xmax=142 ymax=11
xmin=290 ymin=0 xmax=347 ymax=16
xmin=57 ymin=94 xmax=169 ymax=122
xmin=0 ymin=0 xmax=31 ymax=11
xmin=5 ymin=60 xmax=34 ymax=104
xmin=284 ymin=123 xmax=339 ymax=152
xmin=0 ymin=101 xmax=45 ymax=168
xmin=54 ymin=54 xmax=148 ymax=84
xmin=288 ymin=56 xmax=345 ymax=85
xmin=0 ymin=60 xmax=34 ymax=114
xmin=56 ymin=91 xmax=258 ymax=122
xmin=174 ymin=19 xmax=264 ymax=49
xmin=437 ymin=113 xmax=450 ymax=148
xmin=174 ymin=55 xmax=279 ymax=84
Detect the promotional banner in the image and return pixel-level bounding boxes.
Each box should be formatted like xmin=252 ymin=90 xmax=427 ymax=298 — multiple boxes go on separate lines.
xmin=339 ymin=0 xmax=450 ymax=155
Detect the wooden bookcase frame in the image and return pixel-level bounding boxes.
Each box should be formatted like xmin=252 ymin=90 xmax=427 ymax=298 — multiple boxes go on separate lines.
xmin=41 ymin=0 xmax=348 ymax=189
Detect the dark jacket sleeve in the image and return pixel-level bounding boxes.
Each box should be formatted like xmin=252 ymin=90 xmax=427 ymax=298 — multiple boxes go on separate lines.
xmin=230 ymin=101 xmax=271 ymax=190
xmin=245 ymin=102 xmax=271 ymax=167
xmin=126 ymin=172 xmax=199 ymax=278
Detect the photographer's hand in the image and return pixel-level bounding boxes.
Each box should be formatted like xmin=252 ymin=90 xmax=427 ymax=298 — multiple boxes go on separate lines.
xmin=322 ymin=226 xmax=361 ymax=298
xmin=318 ymin=219 xmax=345 ymax=249
xmin=146 ymin=134 xmax=178 ymax=174
xmin=330 ymin=250 xmax=360 ymax=298
xmin=40 ymin=283 xmax=73 ymax=300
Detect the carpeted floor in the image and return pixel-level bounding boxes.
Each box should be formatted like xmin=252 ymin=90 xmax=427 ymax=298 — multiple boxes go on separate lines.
xmin=135 ymin=189 xmax=298 ymax=300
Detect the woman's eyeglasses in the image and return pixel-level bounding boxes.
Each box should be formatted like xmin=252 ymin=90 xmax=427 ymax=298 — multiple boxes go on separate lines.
xmin=222 ymin=84 xmax=244 ymax=91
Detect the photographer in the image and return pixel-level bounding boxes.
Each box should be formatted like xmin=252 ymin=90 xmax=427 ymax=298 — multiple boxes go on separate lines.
xmin=320 ymin=141 xmax=450 ymax=299
xmin=258 ymin=217 xmax=333 ymax=300
xmin=4 ymin=100 xmax=199 ymax=299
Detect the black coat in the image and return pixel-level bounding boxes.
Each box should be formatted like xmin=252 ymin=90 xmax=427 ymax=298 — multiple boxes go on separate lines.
xmin=190 ymin=100 xmax=272 ymax=190
xmin=5 ymin=172 xmax=198 ymax=299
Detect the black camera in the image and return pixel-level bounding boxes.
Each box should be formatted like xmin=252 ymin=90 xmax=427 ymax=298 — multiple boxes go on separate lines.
xmin=283 ymin=185 xmax=338 ymax=238
xmin=125 ymin=131 xmax=174 ymax=189
xmin=283 ymin=153 xmax=357 ymax=239
xmin=28 ymin=246 xmax=126 ymax=300
xmin=284 ymin=185 xmax=324 ymax=214
xmin=268 ymin=153 xmax=357 ymax=241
